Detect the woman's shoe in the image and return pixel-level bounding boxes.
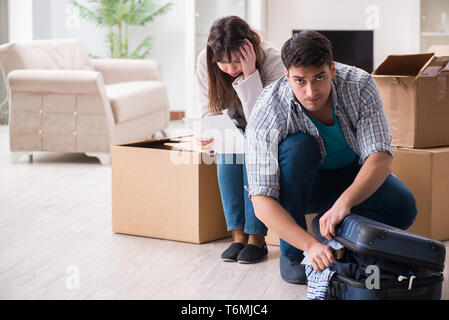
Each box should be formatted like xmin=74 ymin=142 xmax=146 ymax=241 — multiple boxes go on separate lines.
xmin=221 ymin=242 xmax=245 ymax=262
xmin=236 ymin=243 xmax=268 ymax=264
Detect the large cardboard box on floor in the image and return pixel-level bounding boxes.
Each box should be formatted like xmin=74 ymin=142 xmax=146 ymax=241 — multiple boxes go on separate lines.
xmin=392 ymin=147 xmax=449 ymax=241
xmin=111 ymin=136 xmax=230 ymax=244
xmin=372 ymin=53 xmax=449 ymax=148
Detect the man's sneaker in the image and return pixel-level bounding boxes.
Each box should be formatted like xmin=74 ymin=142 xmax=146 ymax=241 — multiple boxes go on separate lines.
xmin=280 ymin=254 xmax=307 ymax=284
xmin=221 ymin=242 xmax=245 ymax=262
xmin=237 ymin=243 xmax=268 ymax=264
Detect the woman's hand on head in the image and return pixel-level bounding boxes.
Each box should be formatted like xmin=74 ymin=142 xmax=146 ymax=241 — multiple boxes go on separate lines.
xmin=239 ymin=39 xmax=257 ymax=79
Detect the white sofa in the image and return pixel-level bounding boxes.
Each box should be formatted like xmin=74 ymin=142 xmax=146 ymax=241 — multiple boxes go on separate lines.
xmin=0 ymin=39 xmax=170 ymax=165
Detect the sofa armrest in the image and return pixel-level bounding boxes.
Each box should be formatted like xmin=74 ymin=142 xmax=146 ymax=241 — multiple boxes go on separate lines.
xmin=8 ymin=69 xmax=106 ymax=94
xmin=92 ymin=58 xmax=162 ymax=84
xmin=7 ymin=69 xmax=115 ymax=142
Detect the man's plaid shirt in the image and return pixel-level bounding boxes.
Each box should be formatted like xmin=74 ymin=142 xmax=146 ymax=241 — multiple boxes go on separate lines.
xmin=245 ymin=62 xmax=393 ymax=201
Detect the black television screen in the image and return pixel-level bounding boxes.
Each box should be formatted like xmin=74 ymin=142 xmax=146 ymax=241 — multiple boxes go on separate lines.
xmin=292 ymin=30 xmax=374 ymax=73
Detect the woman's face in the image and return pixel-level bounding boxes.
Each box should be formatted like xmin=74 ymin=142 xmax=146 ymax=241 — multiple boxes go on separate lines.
xmin=216 ymin=51 xmax=242 ymax=77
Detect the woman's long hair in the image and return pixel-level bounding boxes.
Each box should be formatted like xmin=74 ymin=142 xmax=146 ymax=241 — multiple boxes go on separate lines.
xmin=206 ymin=16 xmax=265 ymax=115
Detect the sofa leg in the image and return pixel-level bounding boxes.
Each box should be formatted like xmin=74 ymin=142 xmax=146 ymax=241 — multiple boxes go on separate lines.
xmin=11 ymin=152 xmax=33 ymax=163
xmin=85 ymin=152 xmax=111 ymax=165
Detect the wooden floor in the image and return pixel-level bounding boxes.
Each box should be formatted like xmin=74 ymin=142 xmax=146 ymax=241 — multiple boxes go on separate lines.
xmin=0 ymin=123 xmax=448 ymax=300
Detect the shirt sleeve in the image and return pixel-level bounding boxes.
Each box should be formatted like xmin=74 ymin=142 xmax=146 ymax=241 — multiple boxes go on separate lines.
xmin=232 ymin=70 xmax=264 ymax=121
xmin=245 ymin=92 xmax=284 ymax=201
xmin=356 ymin=75 xmax=393 ymax=162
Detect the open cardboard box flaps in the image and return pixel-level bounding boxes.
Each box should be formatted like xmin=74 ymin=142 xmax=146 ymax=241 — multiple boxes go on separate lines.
xmin=372 ymin=52 xmax=449 ymax=148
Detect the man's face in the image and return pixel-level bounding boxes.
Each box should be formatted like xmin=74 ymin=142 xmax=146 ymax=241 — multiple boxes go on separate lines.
xmin=286 ymin=62 xmax=336 ymax=113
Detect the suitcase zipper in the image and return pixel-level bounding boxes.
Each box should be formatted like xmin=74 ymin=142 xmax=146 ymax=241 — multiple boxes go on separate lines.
xmin=398 ymin=275 xmax=417 ymax=290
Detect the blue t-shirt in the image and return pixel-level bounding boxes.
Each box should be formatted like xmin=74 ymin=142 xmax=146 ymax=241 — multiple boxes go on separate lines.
xmin=305 ymin=105 xmax=357 ymax=170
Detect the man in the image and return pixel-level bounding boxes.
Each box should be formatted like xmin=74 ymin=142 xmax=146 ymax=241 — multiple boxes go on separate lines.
xmin=245 ymin=31 xmax=417 ymax=284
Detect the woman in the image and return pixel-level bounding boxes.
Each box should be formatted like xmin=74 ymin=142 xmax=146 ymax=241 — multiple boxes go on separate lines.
xmin=196 ymin=16 xmax=285 ymax=263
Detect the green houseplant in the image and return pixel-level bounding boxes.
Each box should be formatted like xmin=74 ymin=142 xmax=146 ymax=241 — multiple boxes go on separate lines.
xmin=71 ymin=0 xmax=173 ymax=59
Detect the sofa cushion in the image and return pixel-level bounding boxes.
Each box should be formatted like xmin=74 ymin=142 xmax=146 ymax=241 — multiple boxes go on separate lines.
xmin=105 ymin=81 xmax=168 ymax=124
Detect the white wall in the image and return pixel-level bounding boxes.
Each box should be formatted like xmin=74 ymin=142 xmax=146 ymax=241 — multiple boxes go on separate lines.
xmin=8 ymin=0 xmax=33 ymax=42
xmin=138 ymin=0 xmax=187 ymax=112
xmin=266 ymin=0 xmax=421 ymax=69
xmin=33 ymin=0 xmax=52 ymax=39
xmin=50 ymin=0 xmax=108 ymax=58
xmin=247 ymin=0 xmax=267 ymax=36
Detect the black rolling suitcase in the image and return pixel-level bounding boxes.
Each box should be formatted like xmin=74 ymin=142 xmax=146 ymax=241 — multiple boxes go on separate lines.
xmin=313 ymin=214 xmax=445 ymax=300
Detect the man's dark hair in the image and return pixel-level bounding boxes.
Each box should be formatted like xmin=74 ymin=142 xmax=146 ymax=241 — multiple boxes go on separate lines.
xmin=281 ymin=30 xmax=333 ymax=70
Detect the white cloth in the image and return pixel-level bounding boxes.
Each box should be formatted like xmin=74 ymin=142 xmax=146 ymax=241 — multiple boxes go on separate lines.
xmin=301 ymin=240 xmax=344 ymax=300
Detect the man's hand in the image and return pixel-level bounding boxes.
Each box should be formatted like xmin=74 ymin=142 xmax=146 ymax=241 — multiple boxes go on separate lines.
xmin=239 ymin=39 xmax=257 ymax=79
xmin=319 ymin=199 xmax=351 ymax=241
xmin=305 ymin=241 xmax=336 ymax=271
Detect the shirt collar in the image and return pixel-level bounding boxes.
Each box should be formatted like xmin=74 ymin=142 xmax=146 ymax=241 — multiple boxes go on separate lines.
xmin=330 ymin=79 xmax=340 ymax=113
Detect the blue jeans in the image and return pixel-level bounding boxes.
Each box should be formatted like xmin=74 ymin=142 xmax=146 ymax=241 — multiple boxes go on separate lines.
xmin=278 ymin=133 xmax=417 ymax=259
xmin=216 ymin=152 xmax=268 ymax=235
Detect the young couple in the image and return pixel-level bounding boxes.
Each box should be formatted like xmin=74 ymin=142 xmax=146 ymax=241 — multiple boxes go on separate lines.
xmin=196 ymin=16 xmax=417 ymax=284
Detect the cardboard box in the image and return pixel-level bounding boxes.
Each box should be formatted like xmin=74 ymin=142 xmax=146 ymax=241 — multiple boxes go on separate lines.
xmin=266 ymin=213 xmax=317 ymax=246
xmin=372 ymin=53 xmax=449 ymax=148
xmin=392 ymin=147 xmax=449 ymax=241
xmin=111 ymin=136 xmax=230 ymax=244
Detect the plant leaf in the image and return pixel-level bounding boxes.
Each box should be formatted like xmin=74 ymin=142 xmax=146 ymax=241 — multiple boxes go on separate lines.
xmin=71 ymin=0 xmax=172 ymax=59
xmin=137 ymin=3 xmax=173 ymax=26
xmin=71 ymin=1 xmax=104 ymax=26
xmin=129 ymin=36 xmax=153 ymax=59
